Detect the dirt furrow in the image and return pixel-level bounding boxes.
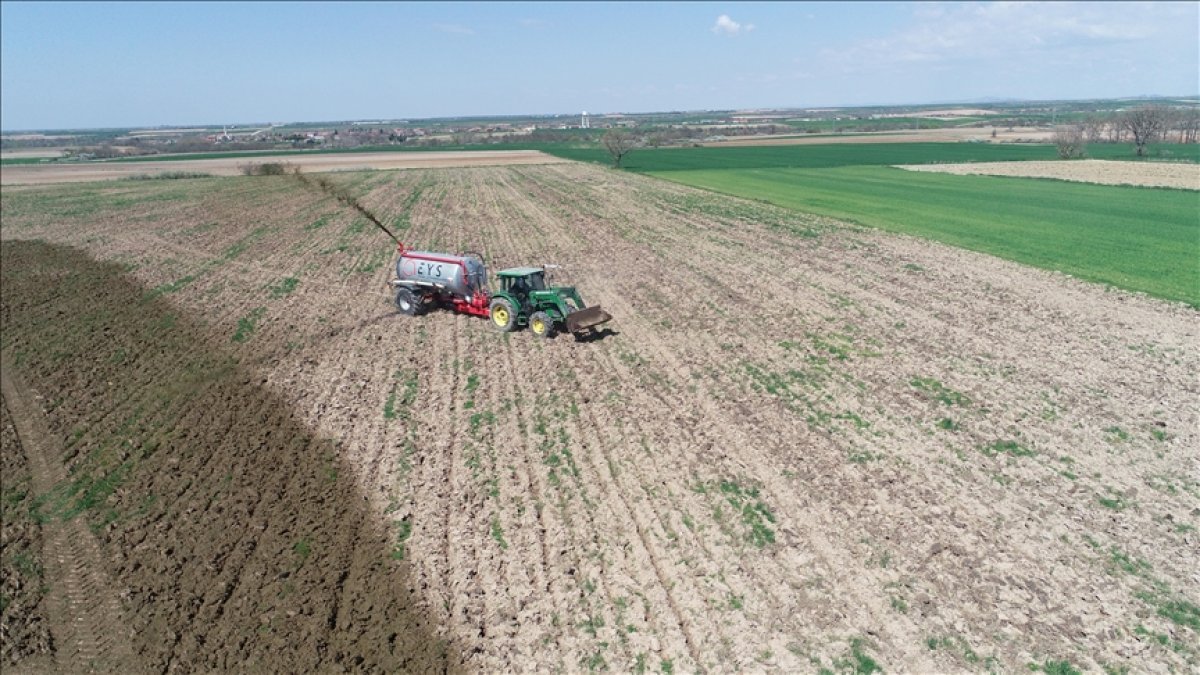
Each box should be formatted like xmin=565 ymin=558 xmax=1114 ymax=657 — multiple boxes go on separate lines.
xmin=493 ymin=336 xmax=576 ymax=668
xmin=563 ymin=357 xmax=709 ymax=669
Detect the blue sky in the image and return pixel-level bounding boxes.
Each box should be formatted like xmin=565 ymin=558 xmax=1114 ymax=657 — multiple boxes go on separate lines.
xmin=2 ymin=1 xmax=1196 ymax=130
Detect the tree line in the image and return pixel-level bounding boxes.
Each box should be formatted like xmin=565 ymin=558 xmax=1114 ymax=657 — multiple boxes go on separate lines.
xmin=1055 ymin=105 xmax=1199 ymax=158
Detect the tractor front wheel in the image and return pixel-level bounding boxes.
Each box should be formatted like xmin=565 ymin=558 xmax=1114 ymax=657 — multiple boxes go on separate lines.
xmin=529 ymin=311 xmax=555 ymax=338
xmin=489 ymin=298 xmax=516 ymax=332
xmin=396 ymin=288 xmax=421 ymax=316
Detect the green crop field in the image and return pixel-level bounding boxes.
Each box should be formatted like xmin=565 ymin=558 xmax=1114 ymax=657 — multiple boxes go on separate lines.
xmin=648 ymin=165 xmax=1200 ymax=306
xmin=539 ymin=141 xmax=1200 ymax=306
xmin=545 ymin=142 xmax=1200 ymax=171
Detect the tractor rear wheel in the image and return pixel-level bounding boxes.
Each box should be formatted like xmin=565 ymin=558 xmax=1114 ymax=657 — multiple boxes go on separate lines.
xmin=529 ymin=311 xmax=555 ymax=338
xmin=395 ymin=288 xmax=420 ymax=315
xmin=489 ymin=297 xmax=516 ymax=332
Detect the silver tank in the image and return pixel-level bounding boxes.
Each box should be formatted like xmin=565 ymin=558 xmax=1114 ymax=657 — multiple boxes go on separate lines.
xmin=395 ymin=251 xmax=487 ymax=297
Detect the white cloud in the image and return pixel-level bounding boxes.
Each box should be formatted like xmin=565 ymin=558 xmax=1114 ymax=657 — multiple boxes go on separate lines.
xmin=434 ymin=23 xmax=475 ymax=35
xmin=712 ymin=14 xmax=754 ymax=36
xmin=798 ymin=1 xmax=1198 ymax=104
xmin=826 ymin=1 xmax=1184 ymax=68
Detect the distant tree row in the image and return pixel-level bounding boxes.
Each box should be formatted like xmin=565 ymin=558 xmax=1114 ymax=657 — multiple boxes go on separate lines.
xmin=1054 ymin=105 xmax=1198 ymax=158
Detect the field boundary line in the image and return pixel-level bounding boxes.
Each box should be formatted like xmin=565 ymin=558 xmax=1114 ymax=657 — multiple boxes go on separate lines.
xmin=1 ymin=359 xmax=141 ymax=673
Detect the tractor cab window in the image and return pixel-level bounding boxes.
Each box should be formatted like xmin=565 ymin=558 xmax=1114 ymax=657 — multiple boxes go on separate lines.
xmin=506 ymin=273 xmax=545 ymax=295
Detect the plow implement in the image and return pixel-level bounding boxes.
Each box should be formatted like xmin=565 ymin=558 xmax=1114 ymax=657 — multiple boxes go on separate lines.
xmin=564 ymin=305 xmax=613 ymax=334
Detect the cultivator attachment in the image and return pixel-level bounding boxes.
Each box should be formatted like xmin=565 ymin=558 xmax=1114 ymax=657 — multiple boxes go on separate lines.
xmin=565 ymin=305 xmax=612 ymax=334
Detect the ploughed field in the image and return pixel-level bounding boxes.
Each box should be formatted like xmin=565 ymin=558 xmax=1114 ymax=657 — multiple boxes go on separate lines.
xmin=1 ymin=163 xmax=1197 ymax=672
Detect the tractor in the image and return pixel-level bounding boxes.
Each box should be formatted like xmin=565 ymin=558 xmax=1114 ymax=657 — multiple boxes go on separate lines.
xmin=487 ymin=267 xmax=611 ymax=338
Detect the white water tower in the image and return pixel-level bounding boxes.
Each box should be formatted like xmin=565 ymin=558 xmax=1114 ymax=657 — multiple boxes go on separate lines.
xmin=581 ymin=111 xmax=589 ymax=129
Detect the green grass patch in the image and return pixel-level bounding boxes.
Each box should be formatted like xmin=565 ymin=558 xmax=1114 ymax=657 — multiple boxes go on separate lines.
xmin=490 ymin=516 xmax=508 ymax=549
xmin=304 ymin=215 xmax=331 ymax=231
xmin=1104 ymin=425 xmax=1130 ymax=443
xmin=910 ymin=377 xmax=971 ymax=406
xmin=390 ymin=518 xmax=413 ymax=560
xmin=1156 ymin=598 xmax=1200 ymax=630
xmin=832 ymin=637 xmax=881 ymax=675
xmin=216 ymin=226 xmax=270 ymax=265
xmin=716 ymin=479 xmax=776 ymax=548
xmin=925 ymin=635 xmax=980 ymax=664
xmin=268 ymin=276 xmax=299 ymax=298
xmin=980 ymin=439 xmax=1034 ymax=458
xmin=384 ymin=369 xmax=419 ymax=420
xmin=353 ymin=246 xmax=393 ymax=275
xmin=146 ymin=273 xmax=198 ymax=298
xmin=1107 ymin=546 xmax=1152 ymax=576
xmin=1098 ymin=495 xmax=1128 ymax=511
xmin=293 ymin=538 xmax=311 ymax=562
xmin=232 ymin=307 xmax=267 ymax=342
xmin=1032 ymin=659 xmax=1082 ymax=675
xmin=936 ymin=417 xmax=961 ymax=431
xmin=648 ymin=165 xmax=1200 ymax=306
xmin=1133 ymin=624 xmax=1190 ymax=654
xmin=32 ymin=459 xmax=133 ymax=524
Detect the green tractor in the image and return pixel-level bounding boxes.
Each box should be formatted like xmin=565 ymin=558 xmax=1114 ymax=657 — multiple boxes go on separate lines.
xmin=488 ymin=267 xmax=612 ymax=338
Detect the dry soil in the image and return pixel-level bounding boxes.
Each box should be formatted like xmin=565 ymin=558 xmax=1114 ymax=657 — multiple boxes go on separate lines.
xmin=897 ymin=159 xmax=1200 ymax=190
xmin=0 ymin=149 xmax=568 ymax=185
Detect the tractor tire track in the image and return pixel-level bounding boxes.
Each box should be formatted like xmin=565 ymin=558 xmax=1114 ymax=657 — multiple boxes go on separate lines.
xmin=1 ymin=361 xmax=140 ymax=674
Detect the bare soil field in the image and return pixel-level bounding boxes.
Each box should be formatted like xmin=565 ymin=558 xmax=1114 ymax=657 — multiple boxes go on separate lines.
xmin=0 ymin=147 xmax=68 ymax=160
xmin=1 ymin=164 xmax=1197 ymax=672
xmin=704 ymin=127 xmax=1055 ymax=147
xmin=0 ymin=149 xmax=568 ymax=185
xmin=898 ymin=159 xmax=1200 ymax=190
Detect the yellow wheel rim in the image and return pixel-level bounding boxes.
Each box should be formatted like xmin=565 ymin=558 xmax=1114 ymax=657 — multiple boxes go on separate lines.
xmin=532 ymin=318 xmax=545 ymax=334
xmin=492 ymin=307 xmax=509 ymax=326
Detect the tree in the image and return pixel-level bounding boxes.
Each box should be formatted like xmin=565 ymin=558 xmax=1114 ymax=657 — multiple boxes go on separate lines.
xmin=1180 ymin=108 xmax=1200 ymax=144
xmin=1120 ymin=106 xmax=1168 ymax=157
xmin=1052 ymin=125 xmax=1087 ymax=159
xmin=1081 ymin=115 xmax=1107 ymax=144
xmin=602 ymin=129 xmax=639 ymax=168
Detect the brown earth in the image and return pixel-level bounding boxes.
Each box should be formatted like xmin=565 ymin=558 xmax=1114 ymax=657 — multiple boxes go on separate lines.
xmin=0 ymin=395 xmax=54 ymax=669
xmin=0 ymin=241 xmax=452 ymax=672
xmin=0 ymin=148 xmax=68 ymax=160
xmin=897 ymin=160 xmax=1200 ymax=190
xmin=2 ymin=361 xmax=139 ymax=673
xmin=0 ymin=149 xmax=568 ymax=185
xmin=0 ymin=164 xmax=1197 ymax=672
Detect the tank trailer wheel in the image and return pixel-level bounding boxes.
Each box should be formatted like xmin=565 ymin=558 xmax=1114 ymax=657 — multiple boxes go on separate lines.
xmin=529 ymin=311 xmax=555 ymax=338
xmin=395 ymin=288 xmax=421 ymax=316
xmin=489 ymin=298 xmax=516 ymax=332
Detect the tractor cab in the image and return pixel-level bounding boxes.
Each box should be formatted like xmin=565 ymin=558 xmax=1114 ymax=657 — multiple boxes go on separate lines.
xmin=497 ymin=267 xmax=547 ymax=298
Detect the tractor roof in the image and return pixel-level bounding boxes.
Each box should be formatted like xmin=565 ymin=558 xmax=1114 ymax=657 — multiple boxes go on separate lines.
xmin=497 ymin=267 xmax=545 ymax=278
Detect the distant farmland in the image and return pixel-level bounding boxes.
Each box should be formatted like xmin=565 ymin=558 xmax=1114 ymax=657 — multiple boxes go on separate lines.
xmin=547 ymin=142 xmax=1200 ymax=306
xmin=547 ymin=141 xmax=1200 ymax=171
